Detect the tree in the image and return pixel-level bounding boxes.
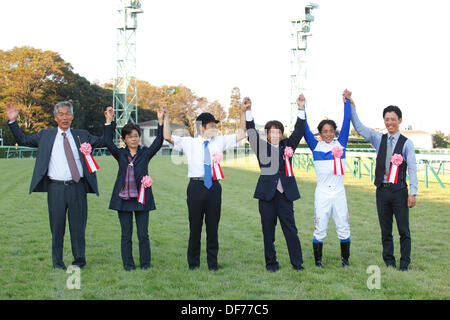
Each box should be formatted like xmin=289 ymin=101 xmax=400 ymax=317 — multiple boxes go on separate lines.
xmin=203 ymin=100 xmax=226 ymax=122
xmin=0 ymin=46 xmax=233 ymax=142
xmin=202 ymin=100 xmax=227 ymax=132
xmin=433 ymin=131 xmax=450 ymax=148
xmin=135 ymin=80 xmax=159 ymax=122
xmin=157 ymin=85 xmax=202 ymax=135
xmin=350 ymin=128 xmax=362 ymax=138
xmin=54 ymin=70 xmax=113 ymax=137
xmin=0 ymin=46 xmax=70 ymax=133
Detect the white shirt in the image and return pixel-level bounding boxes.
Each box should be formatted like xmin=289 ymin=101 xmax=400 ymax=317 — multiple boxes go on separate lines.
xmin=172 ymin=134 xmax=238 ymax=178
xmin=312 ymin=140 xmax=346 ymax=189
xmin=48 ymin=127 xmax=84 ymax=181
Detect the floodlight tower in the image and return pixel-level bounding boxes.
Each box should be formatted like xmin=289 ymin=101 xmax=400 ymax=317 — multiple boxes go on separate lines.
xmin=113 ymin=0 xmax=143 ymax=141
xmin=289 ymin=3 xmax=318 ymax=131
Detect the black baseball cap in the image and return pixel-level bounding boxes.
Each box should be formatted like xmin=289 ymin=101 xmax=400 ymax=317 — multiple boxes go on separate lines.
xmin=196 ymin=112 xmax=219 ymax=126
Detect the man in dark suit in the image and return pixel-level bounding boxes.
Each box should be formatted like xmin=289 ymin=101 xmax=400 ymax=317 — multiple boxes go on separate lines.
xmin=244 ymin=94 xmax=306 ymax=272
xmin=4 ymin=101 xmax=111 ymax=270
xmin=348 ymin=90 xmax=418 ymax=272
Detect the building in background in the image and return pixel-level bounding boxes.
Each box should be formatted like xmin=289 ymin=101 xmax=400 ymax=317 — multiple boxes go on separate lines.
xmin=138 ymin=120 xmax=188 ymax=148
xmin=370 ymin=128 xmax=433 ymax=150
xmin=401 ymin=130 xmax=433 ymax=150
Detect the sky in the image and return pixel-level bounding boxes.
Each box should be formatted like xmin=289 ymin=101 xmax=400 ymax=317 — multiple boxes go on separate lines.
xmin=1 ymin=0 xmax=449 ymax=134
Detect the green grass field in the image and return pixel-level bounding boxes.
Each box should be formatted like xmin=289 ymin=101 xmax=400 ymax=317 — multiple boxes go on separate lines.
xmin=0 ymin=155 xmax=448 ymax=300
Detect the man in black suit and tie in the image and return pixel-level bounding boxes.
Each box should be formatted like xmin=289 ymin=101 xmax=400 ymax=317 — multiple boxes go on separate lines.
xmin=4 ymin=101 xmax=110 ymax=270
xmin=244 ymin=94 xmax=306 ymax=272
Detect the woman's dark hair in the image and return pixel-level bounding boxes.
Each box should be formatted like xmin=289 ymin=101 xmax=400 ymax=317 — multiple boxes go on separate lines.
xmin=121 ymin=122 xmax=142 ymax=140
xmin=317 ymin=119 xmax=337 ymax=133
xmin=383 ymin=105 xmax=402 ymax=119
xmin=265 ymin=120 xmax=284 ymax=135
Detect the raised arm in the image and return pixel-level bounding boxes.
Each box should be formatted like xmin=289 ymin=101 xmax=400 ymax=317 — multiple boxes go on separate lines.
xmin=243 ymin=97 xmax=261 ymax=154
xmin=236 ymin=98 xmax=247 ymax=142
xmin=102 ymin=106 xmax=120 ymax=160
xmin=345 ymin=90 xmax=382 ymax=147
xmin=304 ymin=116 xmax=318 ymax=151
xmin=337 ymin=95 xmax=352 ymax=147
xmin=287 ymin=94 xmax=306 ymax=149
xmin=163 ymin=107 xmax=174 ymax=145
xmin=73 ymin=106 xmax=116 ymax=149
xmin=145 ymin=107 xmax=164 ymax=160
xmin=4 ymin=103 xmax=41 ymax=147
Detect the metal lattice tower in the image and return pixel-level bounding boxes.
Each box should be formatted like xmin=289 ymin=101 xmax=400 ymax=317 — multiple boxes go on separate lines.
xmin=113 ymin=0 xmax=143 ymax=141
xmin=289 ymin=3 xmax=318 ymax=130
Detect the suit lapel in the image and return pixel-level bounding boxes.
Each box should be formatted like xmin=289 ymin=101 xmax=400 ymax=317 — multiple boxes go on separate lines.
xmin=45 ymin=129 xmax=58 ymax=160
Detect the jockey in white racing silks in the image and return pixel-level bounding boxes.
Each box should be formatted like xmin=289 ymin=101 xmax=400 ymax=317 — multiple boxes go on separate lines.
xmin=304 ymin=93 xmax=352 ymax=268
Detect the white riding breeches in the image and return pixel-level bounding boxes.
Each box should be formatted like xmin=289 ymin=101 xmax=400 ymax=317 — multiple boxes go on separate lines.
xmin=313 ymin=184 xmax=350 ymax=242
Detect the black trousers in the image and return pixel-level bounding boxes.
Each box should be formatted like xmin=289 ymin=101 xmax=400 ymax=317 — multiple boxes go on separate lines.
xmin=258 ymin=191 xmax=303 ymax=270
xmin=47 ymin=180 xmax=88 ymax=269
xmin=118 ymin=211 xmax=150 ymax=270
xmin=186 ymin=180 xmax=222 ymax=269
xmin=376 ymin=185 xmax=411 ymax=268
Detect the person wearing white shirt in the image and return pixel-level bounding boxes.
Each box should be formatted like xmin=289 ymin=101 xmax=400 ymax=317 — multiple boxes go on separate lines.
xmin=164 ymin=107 xmax=246 ymax=271
xmin=4 ymin=101 xmax=110 ymax=270
xmin=48 ymin=127 xmax=84 ymax=181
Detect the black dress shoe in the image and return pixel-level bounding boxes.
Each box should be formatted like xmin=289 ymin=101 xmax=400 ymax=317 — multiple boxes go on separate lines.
xmin=386 ymin=262 xmax=397 ymax=269
xmin=399 ymin=266 xmax=408 ymax=272
xmin=189 ymin=265 xmax=200 ymax=270
xmin=124 ymin=265 xmax=136 ymax=271
xmin=54 ymin=265 xmax=67 ymax=271
xmin=294 ymin=265 xmax=305 ymax=271
xmin=266 ymin=265 xmax=280 ymax=272
xmin=72 ymin=259 xmax=86 ymax=269
xmin=208 ymin=265 xmax=218 ymax=271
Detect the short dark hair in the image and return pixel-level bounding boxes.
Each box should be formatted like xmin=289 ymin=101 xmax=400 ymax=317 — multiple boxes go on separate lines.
xmin=383 ymin=105 xmax=402 ymax=119
xmin=121 ymin=122 xmax=141 ymax=140
xmin=317 ymin=119 xmax=337 ymax=133
xmin=265 ymin=120 xmax=284 ymax=135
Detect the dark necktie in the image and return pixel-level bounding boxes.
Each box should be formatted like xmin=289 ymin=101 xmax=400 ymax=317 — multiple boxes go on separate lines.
xmin=62 ymin=132 xmax=80 ymax=182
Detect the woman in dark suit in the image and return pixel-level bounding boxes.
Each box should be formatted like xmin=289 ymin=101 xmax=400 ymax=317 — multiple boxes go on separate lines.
xmin=244 ymin=95 xmax=306 ymax=272
xmin=103 ymin=106 xmax=164 ymax=270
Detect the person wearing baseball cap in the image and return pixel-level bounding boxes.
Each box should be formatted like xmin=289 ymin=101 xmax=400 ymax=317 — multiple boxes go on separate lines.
xmin=163 ymin=108 xmax=247 ymax=271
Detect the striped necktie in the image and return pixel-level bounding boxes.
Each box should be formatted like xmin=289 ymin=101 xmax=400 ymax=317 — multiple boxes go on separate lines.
xmin=62 ymin=132 xmax=80 ymax=182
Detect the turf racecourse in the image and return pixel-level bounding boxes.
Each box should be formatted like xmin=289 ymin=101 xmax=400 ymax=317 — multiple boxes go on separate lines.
xmin=0 ymin=155 xmax=448 ymax=300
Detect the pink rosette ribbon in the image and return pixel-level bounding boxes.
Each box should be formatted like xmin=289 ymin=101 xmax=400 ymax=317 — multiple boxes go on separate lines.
xmin=331 ymin=146 xmax=344 ymax=176
xmin=284 ymin=147 xmax=294 ymax=177
xmin=387 ymin=154 xmax=403 ymax=183
xmin=138 ymin=175 xmax=153 ymax=205
xmin=79 ymin=142 xmax=99 ymax=173
xmin=212 ymin=152 xmax=224 ymax=180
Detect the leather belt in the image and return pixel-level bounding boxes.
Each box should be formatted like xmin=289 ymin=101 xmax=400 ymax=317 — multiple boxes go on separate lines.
xmin=50 ymin=179 xmax=82 ymax=185
xmin=190 ymin=177 xmax=204 ymax=181
xmin=381 ymin=182 xmax=394 ymax=188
